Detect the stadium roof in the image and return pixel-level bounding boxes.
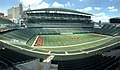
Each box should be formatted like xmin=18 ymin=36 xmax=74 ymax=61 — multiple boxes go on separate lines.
xmin=110 ymin=17 xmax=120 ymax=19
xmin=24 ymin=8 xmax=93 ymax=16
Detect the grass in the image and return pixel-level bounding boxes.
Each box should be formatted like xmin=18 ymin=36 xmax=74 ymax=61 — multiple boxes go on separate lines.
xmin=26 ymin=35 xmax=37 ymax=46
xmin=0 ymin=35 xmax=119 ymax=60
xmin=43 ymin=34 xmax=102 ymax=46
xmin=27 ymin=34 xmax=106 ymax=46
xmin=27 ymin=34 xmax=112 ymax=52
xmin=39 ymin=38 xmax=112 ymax=52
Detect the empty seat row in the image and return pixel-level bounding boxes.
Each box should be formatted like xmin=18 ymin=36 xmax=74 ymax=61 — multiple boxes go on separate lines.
xmin=58 ymin=54 xmax=120 ymax=70
xmin=0 ymin=47 xmax=37 ymax=70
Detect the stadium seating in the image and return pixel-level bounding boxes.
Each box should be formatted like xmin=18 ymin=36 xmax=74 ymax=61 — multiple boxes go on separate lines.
xmin=25 ymin=22 xmax=93 ymax=28
xmin=95 ymin=24 xmax=120 ymax=36
xmin=0 ymin=18 xmax=18 ymax=32
xmin=25 ymin=12 xmax=92 ymax=28
xmin=26 ymin=13 xmax=90 ymax=20
xmin=0 ymin=46 xmax=37 ymax=70
xmin=0 ymin=28 xmax=94 ymax=43
xmin=58 ymin=54 xmax=120 ymax=70
xmin=0 ymin=18 xmax=12 ymax=24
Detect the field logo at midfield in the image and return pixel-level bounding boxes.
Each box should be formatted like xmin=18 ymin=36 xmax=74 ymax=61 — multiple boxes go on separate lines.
xmin=72 ymin=38 xmax=80 ymax=40
xmin=34 ymin=36 xmax=44 ymax=46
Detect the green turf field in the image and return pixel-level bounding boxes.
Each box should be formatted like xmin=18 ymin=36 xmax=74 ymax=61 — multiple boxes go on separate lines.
xmin=27 ymin=34 xmax=112 ymax=52
xmin=43 ymin=34 xmax=106 ymax=46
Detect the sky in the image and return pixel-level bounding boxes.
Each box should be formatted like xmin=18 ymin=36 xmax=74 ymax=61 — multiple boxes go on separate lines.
xmin=0 ymin=0 xmax=120 ymax=22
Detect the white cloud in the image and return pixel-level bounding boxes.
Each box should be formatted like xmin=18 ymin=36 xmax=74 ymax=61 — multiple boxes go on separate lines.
xmin=77 ymin=7 xmax=93 ymax=12
xmin=20 ymin=0 xmax=42 ymax=6
xmin=0 ymin=10 xmax=7 ymax=16
xmin=108 ymin=6 xmax=118 ymax=12
xmin=77 ymin=7 xmax=102 ymax=12
xmin=91 ymin=12 xmax=111 ymax=22
xmin=35 ymin=2 xmax=49 ymax=9
xmin=52 ymin=2 xmax=64 ymax=7
xmin=79 ymin=0 xmax=84 ymax=2
xmin=108 ymin=6 xmax=114 ymax=9
xmin=20 ymin=0 xmax=49 ymax=10
xmin=65 ymin=2 xmax=74 ymax=6
xmin=65 ymin=2 xmax=70 ymax=6
xmin=94 ymin=7 xmax=102 ymax=11
xmin=82 ymin=7 xmax=92 ymax=12
xmin=76 ymin=9 xmax=82 ymax=12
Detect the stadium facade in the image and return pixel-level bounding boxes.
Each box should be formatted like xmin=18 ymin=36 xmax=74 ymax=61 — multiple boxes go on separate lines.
xmin=23 ymin=8 xmax=93 ymax=28
xmin=110 ymin=17 xmax=120 ymax=27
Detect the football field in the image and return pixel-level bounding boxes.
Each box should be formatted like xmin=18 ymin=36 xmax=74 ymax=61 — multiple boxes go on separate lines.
xmin=27 ymin=34 xmax=112 ymax=53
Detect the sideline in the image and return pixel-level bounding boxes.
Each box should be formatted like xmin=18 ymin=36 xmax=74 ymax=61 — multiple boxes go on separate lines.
xmin=31 ymin=36 xmax=39 ymax=47
xmin=0 ymin=39 xmax=120 ymax=56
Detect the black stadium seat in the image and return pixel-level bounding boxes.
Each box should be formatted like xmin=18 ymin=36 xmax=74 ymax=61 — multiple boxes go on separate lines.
xmin=58 ymin=54 xmax=120 ymax=70
xmin=0 ymin=47 xmax=37 ymax=70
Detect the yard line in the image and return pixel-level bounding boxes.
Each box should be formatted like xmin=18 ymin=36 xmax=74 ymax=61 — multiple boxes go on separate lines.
xmin=41 ymin=37 xmax=112 ymax=48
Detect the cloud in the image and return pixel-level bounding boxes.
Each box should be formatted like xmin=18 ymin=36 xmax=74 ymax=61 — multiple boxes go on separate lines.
xmin=108 ymin=6 xmax=118 ymax=12
xmin=52 ymin=2 xmax=64 ymax=7
xmin=77 ymin=7 xmax=102 ymax=13
xmin=77 ymin=7 xmax=93 ymax=12
xmin=20 ymin=0 xmax=49 ymax=10
xmin=20 ymin=0 xmax=42 ymax=6
xmin=91 ymin=12 xmax=111 ymax=22
xmin=0 ymin=10 xmax=7 ymax=16
xmin=65 ymin=2 xmax=71 ymax=6
xmin=94 ymin=7 xmax=102 ymax=11
xmin=108 ymin=6 xmax=115 ymax=9
xmin=34 ymin=2 xmax=49 ymax=9
xmin=65 ymin=2 xmax=74 ymax=6
xmin=79 ymin=0 xmax=84 ymax=2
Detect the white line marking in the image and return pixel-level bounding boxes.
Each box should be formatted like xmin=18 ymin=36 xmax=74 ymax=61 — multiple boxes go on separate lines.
xmin=31 ymin=36 xmax=39 ymax=47
xmin=0 ymin=37 xmax=119 ymax=56
xmin=65 ymin=51 xmax=68 ymax=54
xmin=40 ymin=38 xmax=111 ymax=48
